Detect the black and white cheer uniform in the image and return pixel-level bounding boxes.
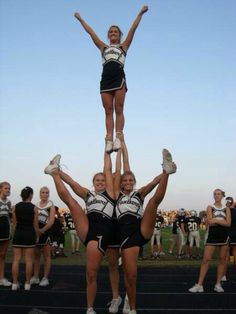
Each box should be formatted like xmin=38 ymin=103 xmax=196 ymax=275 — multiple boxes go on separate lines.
xmin=116 ymin=190 xmax=148 ymax=249
xmin=36 ymin=200 xmax=53 ymax=246
xmin=0 ymin=198 xmax=12 ymax=241
xmin=12 ymin=202 xmax=37 ymax=247
xmin=84 ymin=190 xmax=115 ymax=254
xmin=206 ymin=205 xmax=229 ymax=246
xmin=107 ymin=208 xmax=120 ymax=249
xmin=100 ymin=45 xmax=127 ymax=93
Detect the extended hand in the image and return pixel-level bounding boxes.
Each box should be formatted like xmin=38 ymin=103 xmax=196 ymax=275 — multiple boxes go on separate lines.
xmin=141 ymin=5 xmax=148 ymax=14
xmin=74 ymin=12 xmax=81 ymax=20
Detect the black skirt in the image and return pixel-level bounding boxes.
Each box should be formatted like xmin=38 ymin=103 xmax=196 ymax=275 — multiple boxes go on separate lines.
xmin=205 ymin=225 xmax=229 ymax=246
xmin=12 ymin=226 xmax=37 ymax=247
xmin=0 ymin=218 xmax=10 ymax=241
xmin=100 ymin=61 xmax=127 ymax=93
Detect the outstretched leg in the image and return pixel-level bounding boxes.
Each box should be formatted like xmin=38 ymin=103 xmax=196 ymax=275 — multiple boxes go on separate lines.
xmin=141 ymin=149 xmax=176 ymax=240
xmin=141 ymin=172 xmax=169 ymax=239
xmin=49 ymin=169 xmax=88 ymax=243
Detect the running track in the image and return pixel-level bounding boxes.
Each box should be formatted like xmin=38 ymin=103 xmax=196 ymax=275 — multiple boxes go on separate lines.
xmin=0 ymin=264 xmax=236 ymax=313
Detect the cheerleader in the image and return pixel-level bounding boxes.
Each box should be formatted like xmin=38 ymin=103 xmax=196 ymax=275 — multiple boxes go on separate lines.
xmin=74 ymin=6 xmax=148 ymax=153
xmin=44 ymin=150 xmax=115 ymax=314
xmin=189 ymin=189 xmax=231 ymax=293
xmin=114 ymin=139 xmax=176 ymax=314
xmin=30 ymin=187 xmax=55 ymax=287
xmin=0 ymin=181 xmax=12 ymax=287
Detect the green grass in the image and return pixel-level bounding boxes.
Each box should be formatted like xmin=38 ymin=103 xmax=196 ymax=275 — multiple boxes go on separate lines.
xmin=6 ymin=228 xmax=230 ymax=268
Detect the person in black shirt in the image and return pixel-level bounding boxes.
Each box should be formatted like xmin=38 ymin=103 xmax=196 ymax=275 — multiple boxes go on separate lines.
xmin=11 ymin=187 xmax=38 ymax=290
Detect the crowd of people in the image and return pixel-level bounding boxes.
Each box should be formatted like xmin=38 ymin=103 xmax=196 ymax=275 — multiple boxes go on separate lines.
xmin=0 ymin=180 xmax=236 ymax=313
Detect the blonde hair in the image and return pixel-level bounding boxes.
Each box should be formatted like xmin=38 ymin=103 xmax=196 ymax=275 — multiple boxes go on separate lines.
xmin=92 ymin=172 xmax=105 ymax=184
xmin=0 ymin=181 xmax=11 ymax=191
xmin=214 ymin=188 xmax=225 ymax=197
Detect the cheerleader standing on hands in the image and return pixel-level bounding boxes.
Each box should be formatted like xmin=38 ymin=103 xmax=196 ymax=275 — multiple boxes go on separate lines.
xmin=74 ymin=5 xmax=148 ymax=153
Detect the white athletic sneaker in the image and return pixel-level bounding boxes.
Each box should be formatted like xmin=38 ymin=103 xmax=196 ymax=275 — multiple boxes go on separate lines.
xmin=105 ymin=140 xmax=114 ymax=154
xmin=0 ymin=278 xmax=12 ymax=287
xmin=162 ymin=149 xmax=176 ymax=174
xmin=39 ymin=277 xmax=49 ymax=287
xmin=122 ymin=296 xmax=130 ymax=314
xmin=51 ymin=154 xmax=61 ymax=166
xmin=189 ymin=284 xmax=204 ymax=293
xmin=86 ymin=308 xmax=96 ymax=314
xmin=113 ymin=137 xmax=121 ymax=152
xmin=11 ymin=282 xmax=19 ymax=291
xmin=44 ymin=163 xmax=58 ymax=175
xmin=109 ymin=296 xmax=122 ymax=313
xmin=221 ymin=275 xmax=227 ymax=282
xmin=24 ymin=283 xmax=31 ymax=290
xmin=30 ymin=276 xmax=40 ymax=285
xmin=214 ymin=283 xmax=224 ymax=293
xmin=128 ymin=310 xmax=137 ymax=314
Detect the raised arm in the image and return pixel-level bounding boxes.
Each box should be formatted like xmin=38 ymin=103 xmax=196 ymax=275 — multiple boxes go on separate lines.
xmin=59 ymin=170 xmax=89 ymax=201
xmin=138 ymin=174 xmax=162 ymax=200
xmin=121 ymin=140 xmax=130 ymax=172
xmin=114 ymin=149 xmax=122 ymax=198
xmin=104 ymin=151 xmax=115 ymax=199
xmin=121 ymin=5 xmax=148 ymax=51
xmin=74 ymin=12 xmax=106 ymax=50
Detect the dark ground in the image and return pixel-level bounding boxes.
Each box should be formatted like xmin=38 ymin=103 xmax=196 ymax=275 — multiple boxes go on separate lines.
xmin=0 ymin=264 xmax=236 ymax=314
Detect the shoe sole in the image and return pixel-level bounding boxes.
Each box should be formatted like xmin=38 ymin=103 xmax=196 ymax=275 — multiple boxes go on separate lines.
xmin=162 ymin=149 xmax=172 ymax=162
xmin=51 ymin=154 xmax=61 ymax=166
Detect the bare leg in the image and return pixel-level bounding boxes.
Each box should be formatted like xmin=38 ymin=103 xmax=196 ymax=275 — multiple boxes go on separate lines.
xmin=122 ymin=247 xmax=139 ymax=310
xmin=197 ymin=245 xmax=215 ymax=285
xmin=0 ymin=240 xmax=9 ymax=279
xmin=216 ymin=246 xmax=228 ymax=284
xmin=33 ymin=246 xmax=41 ymax=278
xmin=50 ymin=170 xmax=88 ymax=242
xmin=141 ymin=172 xmax=169 ymax=239
xmin=59 ymin=170 xmax=85 ymax=197
xmin=232 ymin=246 xmax=236 ymax=268
xmin=12 ymin=248 xmax=22 ymax=283
xmin=106 ymin=248 xmax=120 ymax=298
xmin=101 ymin=92 xmax=114 ymax=140
xmin=86 ymin=241 xmax=103 ymax=308
xmin=23 ymin=248 xmax=34 ymax=284
xmin=42 ymin=244 xmax=51 ymax=278
xmin=114 ymin=85 xmax=126 ymax=134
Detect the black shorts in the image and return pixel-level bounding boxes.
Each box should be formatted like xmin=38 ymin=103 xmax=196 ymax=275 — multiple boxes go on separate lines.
xmin=119 ymin=218 xmax=149 ymax=249
xmin=84 ymin=217 xmax=112 ymax=255
xmin=12 ymin=226 xmax=36 ymax=248
xmin=107 ymin=218 xmax=120 ymax=248
xmin=206 ymin=226 xmax=229 ymax=246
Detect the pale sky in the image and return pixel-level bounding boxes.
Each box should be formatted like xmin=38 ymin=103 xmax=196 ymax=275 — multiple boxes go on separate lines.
xmin=0 ymin=0 xmax=235 ymax=211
